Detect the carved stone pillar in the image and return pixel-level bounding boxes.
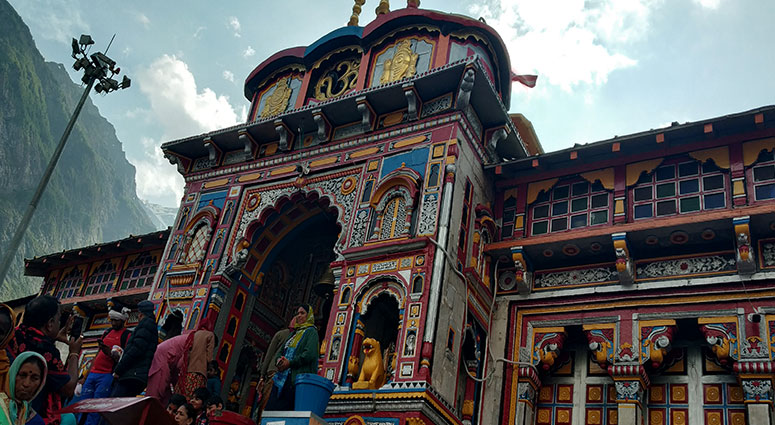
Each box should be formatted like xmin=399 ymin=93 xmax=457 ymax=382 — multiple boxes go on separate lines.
xmin=608 ymin=365 xmax=650 ymax=425
xmin=735 ymin=362 xmax=775 ymax=425
xmin=346 ymin=318 xmax=365 ymax=385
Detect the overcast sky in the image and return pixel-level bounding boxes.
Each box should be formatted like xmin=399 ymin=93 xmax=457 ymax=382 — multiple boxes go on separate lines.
xmin=9 ymin=0 xmax=775 ymax=208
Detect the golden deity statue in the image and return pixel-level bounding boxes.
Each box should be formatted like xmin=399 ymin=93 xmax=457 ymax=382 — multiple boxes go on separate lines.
xmin=261 ymin=76 xmax=293 ymax=118
xmin=379 ymin=39 xmax=419 ymax=84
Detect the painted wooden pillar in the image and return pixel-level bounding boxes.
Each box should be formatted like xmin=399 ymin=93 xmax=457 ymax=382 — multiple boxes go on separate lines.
xmin=513 ymin=183 xmax=527 ymax=239
xmin=347 ymin=318 xmax=365 ymax=385
xmin=613 ymin=164 xmax=627 ymax=224
xmin=730 ymin=142 xmax=747 ymax=207
xmin=735 ymin=362 xmax=774 ymax=425
xmin=609 ymin=366 xmax=649 ymax=425
xmin=515 ymin=367 xmax=540 ymax=425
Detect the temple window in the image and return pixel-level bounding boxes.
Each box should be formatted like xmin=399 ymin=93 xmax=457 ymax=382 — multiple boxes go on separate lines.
xmin=182 ymin=224 xmax=210 ymax=264
xmin=751 ymin=149 xmax=775 ymax=201
xmin=177 ymin=207 xmax=189 ymax=231
xmin=119 ymin=252 xmax=158 ymax=290
xmin=411 ymin=275 xmax=423 ymax=294
xmin=632 ymin=160 xmax=727 ymax=220
xmin=380 ymin=196 xmax=407 ymax=239
xmin=55 ymin=267 xmax=84 ymax=299
xmin=529 ymin=180 xmax=610 ymax=236
xmin=167 ymin=240 xmax=178 ymax=261
xmin=83 ymin=260 xmax=117 ymax=296
xmin=211 ymin=231 xmax=224 ymax=255
xmin=221 ymin=201 xmax=233 ymax=225
xmin=361 ymin=179 xmax=374 ymax=204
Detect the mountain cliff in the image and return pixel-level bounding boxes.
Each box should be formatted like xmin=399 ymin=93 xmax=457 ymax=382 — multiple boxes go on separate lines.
xmin=0 ymin=0 xmax=156 ymax=300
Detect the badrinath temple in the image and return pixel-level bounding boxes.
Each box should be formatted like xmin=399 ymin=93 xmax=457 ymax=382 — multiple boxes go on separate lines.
xmin=22 ymin=1 xmax=775 ymax=424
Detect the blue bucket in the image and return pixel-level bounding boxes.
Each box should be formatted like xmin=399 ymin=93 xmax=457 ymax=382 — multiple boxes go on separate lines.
xmin=294 ymin=373 xmax=335 ymax=417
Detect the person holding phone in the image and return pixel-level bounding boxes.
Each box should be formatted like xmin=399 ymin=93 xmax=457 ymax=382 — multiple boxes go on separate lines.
xmin=7 ymin=295 xmax=81 ymax=425
xmin=79 ymin=306 xmax=131 ymax=425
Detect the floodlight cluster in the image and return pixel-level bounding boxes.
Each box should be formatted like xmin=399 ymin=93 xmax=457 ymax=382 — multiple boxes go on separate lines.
xmin=71 ymin=34 xmax=130 ymax=94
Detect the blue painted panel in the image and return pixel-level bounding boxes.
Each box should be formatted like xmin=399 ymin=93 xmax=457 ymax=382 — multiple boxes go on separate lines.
xmin=380 ymin=147 xmax=429 ymax=180
xmin=198 ymin=190 xmax=228 ymax=211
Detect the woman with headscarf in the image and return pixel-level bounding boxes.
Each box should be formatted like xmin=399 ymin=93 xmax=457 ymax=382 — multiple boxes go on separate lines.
xmin=147 ymin=332 xmax=190 ymax=405
xmin=265 ymin=305 xmax=319 ymax=411
xmin=0 ymin=351 xmax=46 ymax=425
xmin=174 ymin=314 xmax=216 ymax=399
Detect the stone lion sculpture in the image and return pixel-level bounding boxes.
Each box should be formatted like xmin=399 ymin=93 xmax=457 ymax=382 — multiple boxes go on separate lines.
xmin=352 ymin=338 xmax=386 ymax=390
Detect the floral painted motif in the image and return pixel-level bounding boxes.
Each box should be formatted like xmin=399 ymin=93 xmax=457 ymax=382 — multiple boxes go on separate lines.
xmin=636 ymin=254 xmax=736 ymax=279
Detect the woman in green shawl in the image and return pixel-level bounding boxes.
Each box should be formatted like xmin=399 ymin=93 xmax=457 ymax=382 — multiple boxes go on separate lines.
xmin=265 ymin=305 xmax=319 ymax=411
xmin=0 ymin=351 xmax=46 ymax=425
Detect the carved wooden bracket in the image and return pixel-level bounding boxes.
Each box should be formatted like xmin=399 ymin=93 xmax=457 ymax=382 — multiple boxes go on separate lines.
xmin=456 ymin=68 xmax=475 ymax=110
xmin=237 ymin=129 xmax=257 ymax=159
xmin=584 ymin=324 xmax=616 ymax=368
xmin=699 ymin=317 xmax=739 ymax=365
xmin=356 ymin=96 xmax=374 ymax=133
xmin=312 ymin=109 xmax=331 ymax=145
xmin=273 ymin=119 xmax=293 ymax=152
xmin=532 ymin=327 xmax=566 ymax=372
xmin=203 ymin=137 xmax=222 ymax=165
xmin=486 ymin=127 xmax=508 ymax=163
xmin=733 ymin=216 xmax=756 ymax=275
xmin=510 ymin=246 xmax=532 ymax=294
xmin=612 ymin=232 xmax=634 ymax=285
xmin=639 ymin=320 xmax=677 ymax=369
xmin=402 ymin=82 xmax=420 ymax=121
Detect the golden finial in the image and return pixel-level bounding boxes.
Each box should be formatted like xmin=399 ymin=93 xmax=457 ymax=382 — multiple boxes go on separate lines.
xmin=407 ymin=0 xmax=420 ymax=7
xmin=348 ymin=0 xmax=366 ymax=26
xmin=375 ymin=0 xmax=390 ymax=15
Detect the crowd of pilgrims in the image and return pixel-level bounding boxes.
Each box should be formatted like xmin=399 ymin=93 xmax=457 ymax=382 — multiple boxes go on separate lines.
xmin=0 ymin=295 xmax=320 ymax=425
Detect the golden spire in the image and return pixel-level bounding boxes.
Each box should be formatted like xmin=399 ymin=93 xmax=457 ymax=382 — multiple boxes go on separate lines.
xmin=407 ymin=0 xmax=420 ymax=7
xmin=348 ymin=0 xmax=366 ymax=26
xmin=375 ymin=0 xmax=390 ymax=15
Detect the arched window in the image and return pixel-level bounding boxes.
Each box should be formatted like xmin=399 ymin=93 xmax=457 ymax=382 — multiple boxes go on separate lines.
xmin=55 ymin=268 xmax=84 ymax=300
xmin=227 ymin=317 xmax=238 ymax=336
xmin=361 ymin=179 xmax=374 ymax=204
xmin=182 ymin=224 xmax=210 ymax=264
xmin=221 ymin=201 xmax=233 ymax=225
xmin=188 ymin=307 xmax=200 ymax=330
xmin=167 ymin=240 xmax=178 ymax=261
xmin=379 ymin=196 xmax=408 ymax=240
xmin=119 ymin=252 xmax=159 ymax=290
xmin=177 ymin=208 xmax=190 ymax=231
xmin=83 ymin=261 xmax=117 ymax=296
xmin=411 ymin=275 xmax=423 ymax=294
xmin=235 ymin=293 xmax=245 ymax=311
xmin=210 ymin=231 xmax=223 ymax=255
xmin=340 ymin=286 xmax=352 ymax=305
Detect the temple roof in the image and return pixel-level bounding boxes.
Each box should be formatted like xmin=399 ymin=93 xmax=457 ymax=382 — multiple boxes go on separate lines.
xmin=24 ymin=228 xmax=170 ymax=277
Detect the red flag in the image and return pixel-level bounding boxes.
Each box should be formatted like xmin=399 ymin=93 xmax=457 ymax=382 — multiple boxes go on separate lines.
xmin=511 ymin=71 xmax=538 ymax=88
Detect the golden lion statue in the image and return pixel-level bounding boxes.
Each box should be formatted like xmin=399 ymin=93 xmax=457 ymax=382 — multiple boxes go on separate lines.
xmin=352 ymin=338 xmax=386 ymax=389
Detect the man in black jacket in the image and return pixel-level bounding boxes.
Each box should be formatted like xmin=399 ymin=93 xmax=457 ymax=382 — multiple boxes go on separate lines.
xmin=111 ymin=300 xmax=158 ymax=397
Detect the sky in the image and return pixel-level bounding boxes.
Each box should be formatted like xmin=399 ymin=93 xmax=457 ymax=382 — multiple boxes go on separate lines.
xmin=8 ymin=0 xmax=775 ymax=208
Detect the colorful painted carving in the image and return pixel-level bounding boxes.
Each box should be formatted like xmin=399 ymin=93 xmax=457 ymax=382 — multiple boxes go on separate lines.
xmin=352 ymin=338 xmax=387 ymax=389
xmin=611 ymin=232 xmax=633 ymax=285
xmin=314 ymin=59 xmax=360 ymax=101
xmin=699 ymin=318 xmax=739 ymax=364
xmin=510 ymin=246 xmax=532 ymax=294
xmin=584 ymin=326 xmax=615 ymax=367
xmin=733 ymin=216 xmax=756 ymax=274
xmin=532 ymin=329 xmax=566 ymax=372
xmin=261 ymin=76 xmax=293 ymax=118
xmin=639 ymin=321 xmax=676 ymax=369
xmin=379 ymin=39 xmax=419 ymax=84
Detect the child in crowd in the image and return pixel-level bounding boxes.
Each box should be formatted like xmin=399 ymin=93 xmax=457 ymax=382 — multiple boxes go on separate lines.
xmin=174 ymin=403 xmax=197 ymax=425
xmin=189 ymin=387 xmax=210 ymax=420
xmin=167 ymin=393 xmax=187 ymax=416
xmin=205 ymin=361 xmax=220 ymax=397
xmin=205 ymin=395 xmax=224 ymax=418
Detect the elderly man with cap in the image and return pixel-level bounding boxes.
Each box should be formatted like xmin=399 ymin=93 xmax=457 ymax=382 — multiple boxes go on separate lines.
xmin=110 ymin=300 xmax=158 ymax=397
xmin=79 ymin=306 xmax=131 ymax=425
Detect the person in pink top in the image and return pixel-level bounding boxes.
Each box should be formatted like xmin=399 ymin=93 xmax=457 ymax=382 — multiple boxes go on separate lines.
xmin=146 ymin=332 xmax=190 ymax=406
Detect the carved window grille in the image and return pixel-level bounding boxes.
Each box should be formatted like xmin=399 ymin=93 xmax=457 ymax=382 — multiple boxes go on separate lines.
xmin=119 ymin=252 xmax=159 ymax=290
xmin=182 ymin=224 xmax=210 ymax=264
xmin=380 ymin=197 xmax=407 ymax=239
xmin=55 ymin=268 xmax=84 ymax=299
xmin=751 ymin=149 xmax=775 ymax=201
xmin=632 ymin=160 xmax=727 ymax=220
xmin=530 ymin=180 xmax=611 ymax=236
xmin=371 ymin=185 xmax=414 ymax=241
xmin=83 ymin=261 xmax=117 ymax=296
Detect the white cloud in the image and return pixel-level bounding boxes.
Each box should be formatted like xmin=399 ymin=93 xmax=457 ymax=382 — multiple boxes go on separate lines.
xmin=131 ymin=137 xmax=185 ymax=207
xmin=243 ymin=46 xmax=256 ymax=58
xmin=228 ymin=16 xmax=241 ymax=37
xmin=137 ymin=54 xmax=241 ymax=139
xmin=193 ymin=26 xmax=206 ymax=39
xmin=469 ymin=0 xmax=662 ymax=91
xmin=693 ymin=0 xmax=721 ymax=9
xmin=136 ymin=13 xmax=150 ymax=29
xmin=222 ymin=70 xmax=235 ymax=83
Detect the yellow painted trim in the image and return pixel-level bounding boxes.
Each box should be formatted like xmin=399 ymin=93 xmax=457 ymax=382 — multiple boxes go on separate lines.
xmin=264 ymin=143 xmax=278 ymax=156
xmin=526 ymin=178 xmax=558 ymax=205
xmin=580 ymin=168 xmax=615 ymax=190
xmin=688 ymin=146 xmax=730 ymax=169
xmin=733 ymin=180 xmax=745 ymax=196
xmin=238 ymin=172 xmax=261 ymax=183
xmin=639 ymin=319 xmax=676 ymax=327
xmin=514 ymin=215 xmax=524 ymax=229
xmin=614 ymin=199 xmax=625 ymax=215
xmin=270 ymin=165 xmax=297 ymax=176
xmin=393 ymin=135 xmax=428 ymax=149
xmin=582 ymin=323 xmax=616 ymax=331
xmin=310 ymin=156 xmax=338 ymax=168
xmin=203 ymin=178 xmax=229 ymax=189
xmin=743 ymin=137 xmax=775 ymax=167
xmin=350 ymin=147 xmax=380 ymax=159
xmin=626 ymin=158 xmax=664 ymax=187
xmin=697 ymin=316 xmax=738 ymax=324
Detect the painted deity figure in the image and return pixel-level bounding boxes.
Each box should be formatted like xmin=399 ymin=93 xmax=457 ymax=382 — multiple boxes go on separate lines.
xmin=380 ymin=39 xmax=419 ymax=84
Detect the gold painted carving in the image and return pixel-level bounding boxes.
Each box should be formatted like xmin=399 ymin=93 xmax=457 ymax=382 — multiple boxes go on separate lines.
xmin=380 ymin=39 xmax=419 ymax=84
xmin=742 ymin=137 xmax=775 ymax=166
xmin=625 ymin=158 xmax=664 ymax=187
xmin=375 ymin=0 xmax=389 ymax=15
xmin=314 ymin=59 xmax=360 ymax=101
xmin=688 ymin=146 xmax=730 ymax=169
xmin=348 ymin=0 xmax=366 ymax=26
xmin=261 ymin=76 xmax=292 ymax=118
xmin=526 ymin=178 xmax=559 ymax=204
xmin=580 ymin=168 xmax=615 ymax=190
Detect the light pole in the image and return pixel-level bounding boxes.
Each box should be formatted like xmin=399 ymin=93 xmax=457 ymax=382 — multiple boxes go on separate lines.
xmin=0 ymin=34 xmax=131 ymax=290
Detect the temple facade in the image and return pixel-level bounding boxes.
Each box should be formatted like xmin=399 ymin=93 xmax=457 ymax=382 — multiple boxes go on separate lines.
xmin=22 ymin=1 xmax=775 ymax=425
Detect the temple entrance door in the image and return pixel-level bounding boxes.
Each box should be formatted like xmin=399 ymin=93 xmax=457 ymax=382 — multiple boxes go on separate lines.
xmin=223 ymin=193 xmax=341 ymax=414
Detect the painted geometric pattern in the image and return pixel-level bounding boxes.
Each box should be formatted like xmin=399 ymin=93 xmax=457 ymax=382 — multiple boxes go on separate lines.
xmin=648 ymin=383 xmax=688 ymax=425
xmin=183 ymin=225 xmax=209 ymax=264
xmin=702 ymin=383 xmax=746 ymax=425
xmin=585 ymin=384 xmax=617 ymax=425
xmin=536 ymin=384 xmax=573 ymax=425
